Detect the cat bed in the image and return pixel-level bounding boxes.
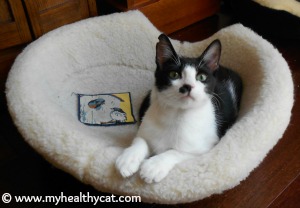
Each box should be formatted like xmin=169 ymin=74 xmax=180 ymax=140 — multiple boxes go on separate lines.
xmin=5 ymin=11 xmax=294 ymax=204
xmin=231 ymin=0 xmax=300 ymax=39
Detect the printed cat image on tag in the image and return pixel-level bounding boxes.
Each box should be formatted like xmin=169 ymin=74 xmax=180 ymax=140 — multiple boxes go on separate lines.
xmin=78 ymin=92 xmax=136 ymax=126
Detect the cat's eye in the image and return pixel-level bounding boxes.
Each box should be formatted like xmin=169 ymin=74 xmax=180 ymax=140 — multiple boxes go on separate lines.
xmin=168 ymin=71 xmax=180 ymax=80
xmin=196 ymin=73 xmax=207 ymax=82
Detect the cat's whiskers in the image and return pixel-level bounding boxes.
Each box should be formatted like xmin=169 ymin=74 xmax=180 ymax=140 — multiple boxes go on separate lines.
xmin=215 ymin=114 xmax=225 ymax=126
xmin=211 ymin=92 xmax=223 ymax=110
xmin=212 ymin=97 xmax=221 ymax=111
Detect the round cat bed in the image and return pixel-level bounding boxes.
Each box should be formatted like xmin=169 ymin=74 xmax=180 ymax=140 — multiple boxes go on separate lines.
xmin=6 ymin=11 xmax=294 ymax=204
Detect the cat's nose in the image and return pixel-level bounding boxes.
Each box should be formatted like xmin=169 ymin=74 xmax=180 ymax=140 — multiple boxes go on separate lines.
xmin=179 ymin=84 xmax=192 ymax=94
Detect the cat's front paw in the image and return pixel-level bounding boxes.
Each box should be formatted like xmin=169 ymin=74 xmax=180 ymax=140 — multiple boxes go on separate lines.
xmin=140 ymin=156 xmax=173 ymax=183
xmin=115 ymin=147 xmax=144 ymax=178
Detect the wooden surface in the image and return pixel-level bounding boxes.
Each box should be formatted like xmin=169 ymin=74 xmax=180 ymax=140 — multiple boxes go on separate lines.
xmin=24 ymin=0 xmax=91 ymax=38
xmin=0 ymin=45 xmax=23 ymax=91
xmin=105 ymin=0 xmax=220 ymax=34
xmin=88 ymin=0 xmax=99 ymax=16
xmin=0 ymin=9 xmax=299 ymax=208
xmin=140 ymin=0 xmax=220 ymax=34
xmin=0 ymin=0 xmax=32 ymax=49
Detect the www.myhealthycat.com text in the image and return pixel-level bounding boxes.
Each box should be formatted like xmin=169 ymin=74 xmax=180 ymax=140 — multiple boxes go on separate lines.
xmin=1 ymin=192 xmax=141 ymax=205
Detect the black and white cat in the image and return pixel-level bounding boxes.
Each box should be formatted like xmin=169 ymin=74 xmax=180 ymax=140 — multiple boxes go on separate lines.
xmin=116 ymin=34 xmax=243 ymax=183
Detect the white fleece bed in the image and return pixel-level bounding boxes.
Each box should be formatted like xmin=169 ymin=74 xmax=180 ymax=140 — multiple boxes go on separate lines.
xmin=6 ymin=11 xmax=294 ymax=204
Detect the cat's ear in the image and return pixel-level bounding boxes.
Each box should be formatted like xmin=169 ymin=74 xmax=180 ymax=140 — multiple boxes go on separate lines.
xmin=201 ymin=40 xmax=221 ymax=72
xmin=156 ymin=34 xmax=180 ymax=69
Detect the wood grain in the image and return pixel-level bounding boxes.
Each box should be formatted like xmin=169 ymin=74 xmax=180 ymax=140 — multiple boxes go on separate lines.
xmin=269 ymin=174 xmax=300 ymax=208
xmin=0 ymin=0 xmax=13 ymax=23
xmin=88 ymin=0 xmax=98 ymax=16
xmin=105 ymin=0 xmax=220 ymax=34
xmin=0 ymin=0 xmax=32 ymax=49
xmin=24 ymin=0 xmax=92 ymax=38
xmin=139 ymin=0 xmax=220 ymax=34
xmin=127 ymin=0 xmax=158 ymax=9
xmin=105 ymin=0 xmax=158 ymax=10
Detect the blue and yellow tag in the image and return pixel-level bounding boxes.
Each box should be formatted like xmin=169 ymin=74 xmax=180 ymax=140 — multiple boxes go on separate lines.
xmin=78 ymin=92 xmax=136 ymax=126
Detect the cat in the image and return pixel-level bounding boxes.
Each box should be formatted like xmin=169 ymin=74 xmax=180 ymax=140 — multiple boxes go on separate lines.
xmin=115 ymin=34 xmax=243 ymax=183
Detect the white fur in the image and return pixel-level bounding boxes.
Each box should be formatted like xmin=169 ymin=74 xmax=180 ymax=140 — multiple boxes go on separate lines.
xmin=116 ymin=66 xmax=219 ymax=183
xmin=5 ymin=11 xmax=294 ymax=204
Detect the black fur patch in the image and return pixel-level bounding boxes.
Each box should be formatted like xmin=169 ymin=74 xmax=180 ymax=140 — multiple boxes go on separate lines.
xmin=213 ymin=66 xmax=243 ymax=137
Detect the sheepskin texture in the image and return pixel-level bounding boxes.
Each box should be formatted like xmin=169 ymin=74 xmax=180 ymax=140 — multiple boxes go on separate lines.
xmin=6 ymin=11 xmax=294 ymax=204
xmin=254 ymin=0 xmax=300 ymax=17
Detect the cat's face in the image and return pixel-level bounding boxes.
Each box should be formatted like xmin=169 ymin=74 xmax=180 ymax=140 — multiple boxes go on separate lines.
xmin=154 ymin=34 xmax=221 ymax=109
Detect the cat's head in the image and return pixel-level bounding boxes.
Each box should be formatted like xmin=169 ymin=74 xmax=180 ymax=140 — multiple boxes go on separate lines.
xmin=154 ymin=34 xmax=221 ymax=109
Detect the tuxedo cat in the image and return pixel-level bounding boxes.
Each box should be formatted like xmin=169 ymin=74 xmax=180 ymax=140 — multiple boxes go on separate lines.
xmin=116 ymin=34 xmax=243 ymax=183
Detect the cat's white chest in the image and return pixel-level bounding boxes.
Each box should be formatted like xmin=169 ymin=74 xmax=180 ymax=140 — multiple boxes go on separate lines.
xmin=137 ymin=101 xmax=219 ymax=155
